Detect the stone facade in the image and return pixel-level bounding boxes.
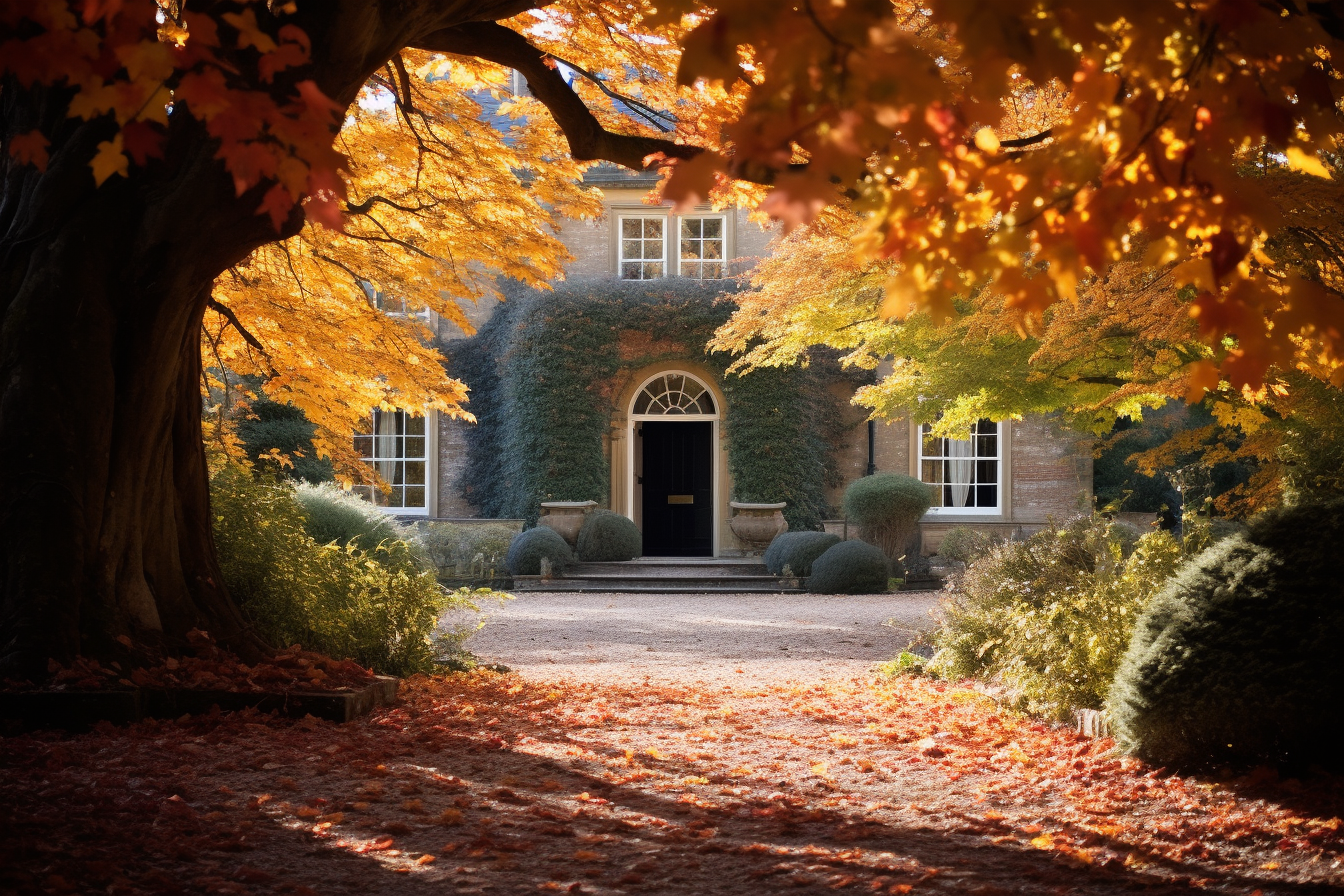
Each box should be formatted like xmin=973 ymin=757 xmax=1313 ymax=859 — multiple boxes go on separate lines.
xmin=427 ymin=165 xmax=1094 ymax=555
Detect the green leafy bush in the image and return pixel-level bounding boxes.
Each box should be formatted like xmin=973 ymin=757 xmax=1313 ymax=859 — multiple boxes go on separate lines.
xmin=294 ymin=482 xmax=403 ymax=554
xmin=935 ymin=527 xmax=994 ymax=564
xmin=928 ymin=515 xmax=1184 ymax=720
xmin=505 ymin=526 xmax=574 ymax=575
xmin=806 ymin=540 xmax=890 ymax=594
xmin=415 ymin=522 xmax=518 ymax=579
xmin=843 ymin=473 xmax=932 ymax=567
xmin=576 ymin=510 xmax=642 ymax=562
xmin=212 ymin=464 xmax=456 ymax=677
xmin=763 ymin=531 xmax=841 ymax=576
xmin=1108 ymin=500 xmax=1344 ymax=771
xmin=237 ymin=396 xmax=335 ymax=484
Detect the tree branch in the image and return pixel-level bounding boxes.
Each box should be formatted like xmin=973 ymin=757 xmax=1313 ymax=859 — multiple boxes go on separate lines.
xmin=412 ymin=22 xmax=701 ymax=170
xmin=206 ymin=298 xmax=267 ymax=355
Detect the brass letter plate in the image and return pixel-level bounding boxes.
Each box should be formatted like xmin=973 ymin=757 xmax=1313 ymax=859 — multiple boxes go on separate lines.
xmin=667 ymin=495 xmax=694 ymax=504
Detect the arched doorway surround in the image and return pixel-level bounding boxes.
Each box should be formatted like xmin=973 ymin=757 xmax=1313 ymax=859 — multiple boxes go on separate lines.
xmin=623 ymin=369 xmax=723 ymax=556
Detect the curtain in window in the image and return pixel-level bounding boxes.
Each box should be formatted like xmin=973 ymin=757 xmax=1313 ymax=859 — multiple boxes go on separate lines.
xmin=947 ymin=436 xmax=974 ymax=507
xmin=375 ymin=411 xmax=398 ymax=485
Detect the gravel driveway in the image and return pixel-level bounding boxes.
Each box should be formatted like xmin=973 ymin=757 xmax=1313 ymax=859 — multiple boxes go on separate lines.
xmin=464 ymin=590 xmax=943 ymax=686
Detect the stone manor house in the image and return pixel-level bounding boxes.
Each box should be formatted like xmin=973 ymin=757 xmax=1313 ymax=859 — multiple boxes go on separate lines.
xmin=351 ymin=78 xmax=1093 ymax=557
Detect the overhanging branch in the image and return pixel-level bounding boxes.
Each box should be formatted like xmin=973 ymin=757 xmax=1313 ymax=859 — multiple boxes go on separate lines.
xmin=413 ymin=22 xmax=701 ymax=170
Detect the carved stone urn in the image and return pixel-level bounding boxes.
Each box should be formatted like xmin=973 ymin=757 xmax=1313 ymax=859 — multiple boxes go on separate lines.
xmin=728 ymin=501 xmax=788 ymax=552
xmin=538 ymin=500 xmax=598 ymax=547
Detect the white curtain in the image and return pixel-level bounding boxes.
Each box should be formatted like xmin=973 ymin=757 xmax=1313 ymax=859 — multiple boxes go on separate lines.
xmin=375 ymin=411 xmax=399 ymax=488
xmin=948 ymin=436 xmax=974 ymax=507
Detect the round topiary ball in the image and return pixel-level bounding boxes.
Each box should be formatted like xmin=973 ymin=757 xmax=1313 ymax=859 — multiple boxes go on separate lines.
xmin=576 ymin=510 xmax=642 ymax=562
xmin=763 ymin=531 xmax=841 ymax=576
xmin=806 ymin=540 xmax=891 ymax=594
xmin=1107 ymin=499 xmax=1344 ymax=772
xmin=505 ymin=526 xmax=574 ymax=576
xmin=842 ymin=473 xmax=932 ymax=561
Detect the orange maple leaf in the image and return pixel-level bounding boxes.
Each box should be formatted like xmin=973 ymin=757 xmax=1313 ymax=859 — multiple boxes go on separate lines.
xmin=9 ymin=129 xmax=50 ymax=171
xmin=90 ymin=133 xmax=128 ymax=186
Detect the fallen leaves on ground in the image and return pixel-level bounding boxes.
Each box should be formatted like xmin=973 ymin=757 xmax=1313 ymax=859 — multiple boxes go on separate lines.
xmin=2 ymin=670 xmax=1341 ymax=895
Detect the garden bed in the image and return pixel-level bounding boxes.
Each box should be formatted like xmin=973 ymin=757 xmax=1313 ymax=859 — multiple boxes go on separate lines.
xmin=0 ymin=676 xmax=398 ymax=732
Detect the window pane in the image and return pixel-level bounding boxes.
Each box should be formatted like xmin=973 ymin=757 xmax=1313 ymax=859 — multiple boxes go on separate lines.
xmin=643 ymin=218 xmax=662 ymax=238
xmin=701 ymin=262 xmax=723 ymax=279
xmin=405 ymin=460 xmax=426 ymax=485
xmin=681 ymin=218 xmax=701 ymax=238
xmin=353 ymin=434 xmax=373 ymax=457
xmin=622 ymin=239 xmax=641 ymax=260
xmin=406 ymin=416 xmax=425 ymax=436
xmin=621 ymin=261 xmax=643 ymax=279
xmin=681 ymin=238 xmax=698 ymax=259
xmin=702 ymin=239 xmax=722 ymax=259
xmin=702 ymin=218 xmax=722 ymax=238
xmin=922 ymin=459 xmax=943 ymax=485
xmin=642 ymin=262 xmax=663 ymax=278
xmin=404 ymin=486 xmax=426 ymax=508
xmin=405 ymin=436 xmax=425 ymax=458
xmin=622 ymin=218 xmax=641 ymax=238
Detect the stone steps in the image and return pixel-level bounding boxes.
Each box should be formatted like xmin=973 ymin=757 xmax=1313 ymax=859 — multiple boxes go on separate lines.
xmin=512 ymin=557 xmax=801 ymax=593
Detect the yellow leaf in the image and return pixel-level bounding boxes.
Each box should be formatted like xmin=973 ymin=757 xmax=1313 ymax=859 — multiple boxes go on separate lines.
xmin=1286 ymin=147 xmax=1332 ymax=179
xmin=90 ymin=134 xmax=129 ymax=186
xmin=974 ymin=127 xmax=1000 ymax=153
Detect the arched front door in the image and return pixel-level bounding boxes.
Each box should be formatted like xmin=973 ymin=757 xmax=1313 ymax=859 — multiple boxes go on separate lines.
xmin=630 ymin=372 xmax=717 ymax=557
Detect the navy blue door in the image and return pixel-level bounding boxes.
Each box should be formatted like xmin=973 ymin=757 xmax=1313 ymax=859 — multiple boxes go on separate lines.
xmin=641 ymin=421 xmax=713 ymax=556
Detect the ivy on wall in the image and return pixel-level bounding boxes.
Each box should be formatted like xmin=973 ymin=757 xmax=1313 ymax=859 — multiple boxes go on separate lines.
xmin=446 ymin=280 xmax=861 ymax=530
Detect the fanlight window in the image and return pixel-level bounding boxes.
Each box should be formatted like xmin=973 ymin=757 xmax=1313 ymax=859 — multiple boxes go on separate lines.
xmin=633 ymin=373 xmax=716 ymax=415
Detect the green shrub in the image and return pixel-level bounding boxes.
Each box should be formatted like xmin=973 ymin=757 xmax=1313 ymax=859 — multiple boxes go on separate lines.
xmin=935 ymin=527 xmax=994 ymax=564
xmin=576 ymin=510 xmax=642 ymax=562
xmin=415 ymin=522 xmax=518 ymax=579
xmin=1108 ymin=500 xmax=1344 ymax=771
xmin=843 ymin=473 xmax=932 ymax=566
xmin=212 ymin=464 xmax=458 ymax=677
xmin=806 ymin=540 xmax=891 ymax=594
xmin=763 ymin=531 xmax=841 ymax=576
xmin=505 ymin=526 xmax=574 ymax=575
xmin=928 ymin=515 xmax=1184 ymax=720
xmin=237 ymin=396 xmax=335 ymax=485
xmin=294 ymin=482 xmax=404 ymax=554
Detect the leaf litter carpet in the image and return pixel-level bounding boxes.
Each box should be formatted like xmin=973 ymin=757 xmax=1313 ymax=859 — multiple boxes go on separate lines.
xmin=2 ymin=592 xmax=1342 ymax=896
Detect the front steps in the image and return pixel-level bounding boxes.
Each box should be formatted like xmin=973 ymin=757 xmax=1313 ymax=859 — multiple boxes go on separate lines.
xmin=512 ymin=557 xmax=805 ymax=594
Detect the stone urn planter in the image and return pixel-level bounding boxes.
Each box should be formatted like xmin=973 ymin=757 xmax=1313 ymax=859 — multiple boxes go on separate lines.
xmin=728 ymin=501 xmax=788 ymax=552
xmin=537 ymin=501 xmax=598 ymax=547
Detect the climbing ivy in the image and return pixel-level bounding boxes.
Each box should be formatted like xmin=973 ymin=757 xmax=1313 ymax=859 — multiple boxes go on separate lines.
xmin=447 ymin=280 xmax=861 ymax=530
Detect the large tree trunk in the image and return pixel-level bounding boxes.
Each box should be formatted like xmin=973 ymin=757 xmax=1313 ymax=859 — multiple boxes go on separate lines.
xmin=0 ymin=110 xmax=283 ymax=673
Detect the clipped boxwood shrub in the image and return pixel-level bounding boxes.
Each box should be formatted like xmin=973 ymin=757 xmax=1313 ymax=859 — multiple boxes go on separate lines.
xmin=505 ymin=526 xmax=574 ymax=575
xmin=843 ymin=473 xmax=932 ymax=565
xmin=576 ymin=510 xmax=642 ymax=561
xmin=763 ymin=531 xmax=841 ymax=576
xmin=806 ymin=540 xmax=890 ymax=594
xmin=1108 ymin=500 xmax=1344 ymax=771
xmin=295 ymin=482 xmax=403 ymax=553
xmin=415 ymin=522 xmax=518 ymax=580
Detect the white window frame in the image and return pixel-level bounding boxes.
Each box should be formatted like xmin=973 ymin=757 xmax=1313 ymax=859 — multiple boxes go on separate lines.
xmin=675 ymin=214 xmax=728 ymax=280
xmin=918 ymin=419 xmax=1004 ymax=516
xmin=617 ymin=214 xmax=668 ymax=280
xmin=352 ymin=409 xmax=435 ymax=517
